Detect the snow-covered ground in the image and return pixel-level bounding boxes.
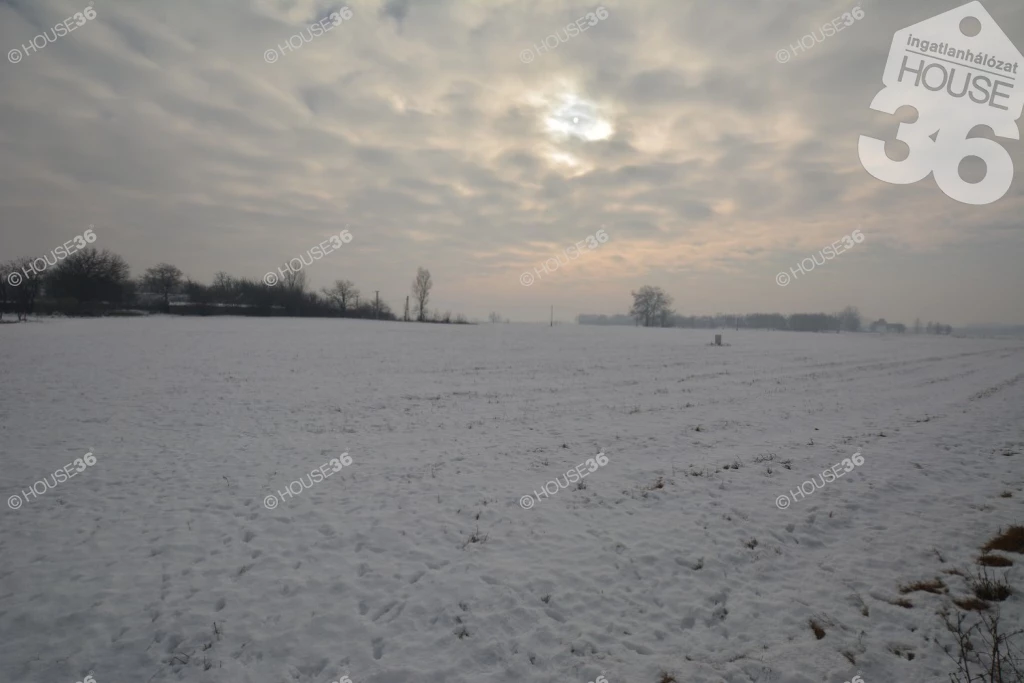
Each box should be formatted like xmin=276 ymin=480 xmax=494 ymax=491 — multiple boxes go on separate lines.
xmin=1 ymin=317 xmax=1023 ymax=683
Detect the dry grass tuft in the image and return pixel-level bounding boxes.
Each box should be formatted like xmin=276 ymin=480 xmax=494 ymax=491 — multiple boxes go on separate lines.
xmin=809 ymin=618 xmax=826 ymax=639
xmin=899 ymin=578 xmax=947 ymax=595
xmin=952 ymin=596 xmax=990 ymax=611
xmin=982 ymin=526 xmax=1024 ymax=554
xmin=970 ymin=570 xmax=1012 ymax=602
xmin=978 ymin=555 xmax=1013 ymax=568
xmin=886 ymin=597 xmax=914 ymax=609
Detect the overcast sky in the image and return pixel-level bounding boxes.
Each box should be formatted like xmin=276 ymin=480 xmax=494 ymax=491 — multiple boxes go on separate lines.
xmin=1 ymin=0 xmax=1022 ymax=325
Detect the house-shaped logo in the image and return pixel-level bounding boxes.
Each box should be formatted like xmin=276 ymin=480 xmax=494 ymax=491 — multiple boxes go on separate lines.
xmin=858 ymin=1 xmax=1022 ymax=205
xmin=883 ymin=1 xmax=1022 ymax=117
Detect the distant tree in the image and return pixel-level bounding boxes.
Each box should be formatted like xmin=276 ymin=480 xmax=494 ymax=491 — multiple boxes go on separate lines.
xmin=658 ymin=303 xmax=674 ymax=327
xmin=141 ymin=263 xmax=183 ymax=312
xmin=742 ymin=313 xmax=788 ymax=330
xmin=489 ymin=311 xmax=502 ymax=323
xmin=789 ymin=313 xmax=837 ymax=332
xmin=322 ymin=279 xmax=359 ymax=314
xmin=0 ymin=261 xmax=8 ymax=321
xmin=183 ymin=278 xmax=211 ymax=307
xmin=629 ymin=286 xmax=673 ymax=327
xmin=207 ymin=272 xmax=237 ymax=304
xmin=891 ymin=323 xmax=906 ymax=333
xmin=913 ymin=318 xmax=922 ymax=334
xmin=279 ymin=270 xmax=307 ymax=314
xmin=412 ymin=267 xmax=432 ymax=322
xmin=838 ymin=306 xmax=862 ymax=332
xmin=4 ymin=258 xmax=44 ymax=320
xmin=45 ymin=248 xmax=131 ymax=305
xmin=351 ymin=297 xmax=395 ymax=320
xmin=578 ymin=313 xmax=637 ymax=326
xmin=926 ymin=321 xmax=935 ymax=334
xmin=281 ymin=269 xmax=306 ymax=292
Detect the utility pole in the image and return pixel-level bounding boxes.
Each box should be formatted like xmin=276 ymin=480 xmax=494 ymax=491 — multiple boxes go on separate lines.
xmin=404 ymin=296 xmax=409 ymax=322
xmin=374 ymin=291 xmax=380 ymax=320
xmin=550 ymin=305 xmax=553 ymax=327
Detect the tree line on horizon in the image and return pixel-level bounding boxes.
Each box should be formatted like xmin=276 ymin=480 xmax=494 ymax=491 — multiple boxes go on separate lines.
xmin=575 ymin=285 xmax=954 ymax=334
xmin=0 ymin=248 xmax=469 ymax=324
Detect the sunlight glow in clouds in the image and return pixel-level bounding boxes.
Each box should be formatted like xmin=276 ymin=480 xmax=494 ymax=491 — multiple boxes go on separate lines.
xmin=544 ymin=92 xmax=613 ymax=142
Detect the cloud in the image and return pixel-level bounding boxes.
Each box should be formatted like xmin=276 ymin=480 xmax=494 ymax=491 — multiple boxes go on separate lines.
xmin=0 ymin=0 xmax=1022 ymax=323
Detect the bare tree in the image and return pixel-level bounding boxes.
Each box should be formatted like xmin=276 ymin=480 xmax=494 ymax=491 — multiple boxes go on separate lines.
xmin=141 ymin=263 xmax=184 ymax=312
xmin=0 ymin=261 xmax=8 ymax=321
xmin=6 ymin=257 xmax=44 ymax=320
xmin=488 ymin=312 xmax=502 ymax=323
xmin=45 ymin=248 xmax=131 ymax=304
xmin=281 ymin=269 xmax=306 ymax=292
xmin=321 ymin=279 xmax=360 ymax=314
xmin=838 ymin=305 xmax=862 ymax=332
xmin=412 ymin=267 xmax=432 ymax=322
xmin=630 ymin=286 xmax=673 ymax=327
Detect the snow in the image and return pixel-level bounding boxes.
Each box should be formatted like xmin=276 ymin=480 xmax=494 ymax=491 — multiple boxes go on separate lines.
xmin=1 ymin=317 xmax=1023 ymax=683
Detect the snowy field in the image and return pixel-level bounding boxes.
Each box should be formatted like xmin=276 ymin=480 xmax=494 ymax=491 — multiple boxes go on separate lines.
xmin=2 ymin=317 xmax=1024 ymax=683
